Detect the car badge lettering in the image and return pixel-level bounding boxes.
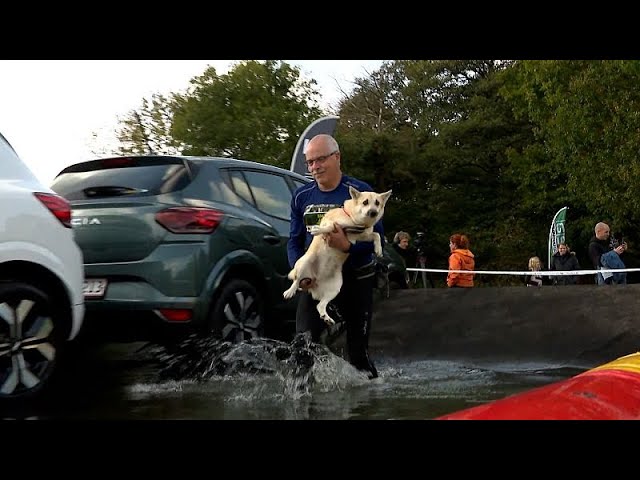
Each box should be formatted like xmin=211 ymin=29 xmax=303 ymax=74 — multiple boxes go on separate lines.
xmin=71 ymin=217 xmax=102 ymax=226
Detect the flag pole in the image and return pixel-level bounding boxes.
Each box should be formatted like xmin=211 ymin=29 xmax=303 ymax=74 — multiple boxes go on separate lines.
xmin=548 ymin=206 xmax=568 ymax=270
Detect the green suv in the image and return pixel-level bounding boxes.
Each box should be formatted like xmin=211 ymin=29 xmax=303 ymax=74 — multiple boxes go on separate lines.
xmin=51 ymin=156 xmax=309 ymax=342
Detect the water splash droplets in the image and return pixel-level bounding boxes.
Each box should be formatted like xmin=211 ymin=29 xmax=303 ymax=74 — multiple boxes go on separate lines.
xmin=146 ymin=332 xmax=367 ymax=400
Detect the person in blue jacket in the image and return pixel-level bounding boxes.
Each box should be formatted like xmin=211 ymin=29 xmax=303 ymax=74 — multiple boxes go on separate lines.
xmin=287 ymin=134 xmax=384 ymax=379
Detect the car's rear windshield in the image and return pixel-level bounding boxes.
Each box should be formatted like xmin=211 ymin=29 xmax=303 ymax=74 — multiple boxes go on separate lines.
xmin=51 ymin=161 xmax=192 ymax=200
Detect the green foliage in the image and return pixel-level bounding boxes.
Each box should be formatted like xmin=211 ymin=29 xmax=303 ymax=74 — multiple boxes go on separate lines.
xmin=170 ymin=61 xmax=322 ymax=168
xmin=115 ymin=94 xmax=183 ymax=155
xmin=115 ymin=61 xmax=323 ymax=169
xmin=500 ymin=60 xmax=640 ymax=256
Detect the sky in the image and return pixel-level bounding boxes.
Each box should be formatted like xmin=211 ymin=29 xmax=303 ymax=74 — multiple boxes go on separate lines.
xmin=0 ymin=60 xmax=383 ymax=186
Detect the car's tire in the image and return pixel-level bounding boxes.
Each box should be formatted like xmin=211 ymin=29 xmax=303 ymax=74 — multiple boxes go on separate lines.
xmin=0 ymin=282 xmax=65 ymax=405
xmin=208 ymin=279 xmax=265 ymax=343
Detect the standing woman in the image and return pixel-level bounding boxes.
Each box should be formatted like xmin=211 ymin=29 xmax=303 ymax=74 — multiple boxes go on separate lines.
xmin=550 ymin=243 xmax=580 ymax=285
xmin=447 ymin=233 xmax=475 ymax=288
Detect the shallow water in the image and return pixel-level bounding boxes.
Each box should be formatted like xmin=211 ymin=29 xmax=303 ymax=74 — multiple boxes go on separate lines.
xmin=2 ymin=337 xmax=586 ymax=420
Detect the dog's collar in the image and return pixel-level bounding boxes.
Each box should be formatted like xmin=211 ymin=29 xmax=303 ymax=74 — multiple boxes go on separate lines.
xmin=341 ymin=207 xmax=367 ymax=233
xmin=343 ymin=226 xmax=367 ymax=234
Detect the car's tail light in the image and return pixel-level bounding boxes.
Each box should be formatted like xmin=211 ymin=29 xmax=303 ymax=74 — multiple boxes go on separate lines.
xmin=155 ymin=309 xmax=193 ymax=322
xmin=155 ymin=207 xmax=223 ymax=234
xmin=34 ymin=192 xmax=72 ymax=228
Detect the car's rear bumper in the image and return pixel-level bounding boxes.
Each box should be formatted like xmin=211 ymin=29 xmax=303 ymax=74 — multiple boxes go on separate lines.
xmin=82 ymin=301 xmax=199 ymax=342
xmin=84 ymin=241 xmax=210 ymax=298
xmin=84 ymin=294 xmax=203 ymax=322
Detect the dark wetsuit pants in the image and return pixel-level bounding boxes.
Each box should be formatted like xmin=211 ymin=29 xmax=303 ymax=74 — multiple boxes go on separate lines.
xmin=296 ymin=264 xmax=378 ymax=378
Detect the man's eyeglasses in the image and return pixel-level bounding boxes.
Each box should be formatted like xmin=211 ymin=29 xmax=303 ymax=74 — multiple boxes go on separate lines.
xmin=305 ymin=150 xmax=338 ymax=168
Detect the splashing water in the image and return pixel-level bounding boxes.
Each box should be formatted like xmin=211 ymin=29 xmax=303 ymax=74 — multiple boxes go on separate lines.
xmin=141 ymin=332 xmax=369 ymax=400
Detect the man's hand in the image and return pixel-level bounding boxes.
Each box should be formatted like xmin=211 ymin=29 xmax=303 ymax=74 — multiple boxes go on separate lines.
xmin=327 ymin=224 xmax=351 ymax=252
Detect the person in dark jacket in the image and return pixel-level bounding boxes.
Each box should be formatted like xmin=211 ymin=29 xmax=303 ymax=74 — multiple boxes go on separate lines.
xmin=550 ymin=243 xmax=580 ymax=285
xmin=587 ymin=222 xmax=626 ymax=285
xmin=392 ymin=231 xmax=417 ymax=269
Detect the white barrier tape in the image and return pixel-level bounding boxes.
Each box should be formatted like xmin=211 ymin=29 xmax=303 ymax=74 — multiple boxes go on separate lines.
xmin=406 ymin=267 xmax=640 ymax=276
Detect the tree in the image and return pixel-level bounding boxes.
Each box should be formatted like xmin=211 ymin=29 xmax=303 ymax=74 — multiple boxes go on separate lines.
xmin=114 ymin=93 xmax=183 ymax=156
xmin=170 ymin=61 xmax=323 ymax=169
xmin=114 ymin=61 xmax=323 ymax=169
xmin=500 ymin=60 xmax=640 ymax=264
xmin=335 ymin=61 xmax=430 ymax=239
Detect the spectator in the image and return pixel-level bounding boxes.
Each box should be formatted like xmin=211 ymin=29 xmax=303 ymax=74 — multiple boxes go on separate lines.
xmin=588 ymin=222 xmax=627 ymax=285
xmin=525 ymin=256 xmax=544 ymax=287
xmin=392 ymin=231 xmax=417 ymax=269
xmin=550 ymin=243 xmax=580 ymax=285
xmin=446 ymin=233 xmax=475 ymax=288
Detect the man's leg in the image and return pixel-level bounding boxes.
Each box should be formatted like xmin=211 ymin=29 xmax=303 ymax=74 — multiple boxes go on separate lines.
xmin=337 ymin=270 xmax=378 ymax=378
xmin=296 ymin=291 xmax=325 ymax=342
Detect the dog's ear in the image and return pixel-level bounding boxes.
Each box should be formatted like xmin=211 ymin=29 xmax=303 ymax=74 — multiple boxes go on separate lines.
xmin=348 ymin=185 xmax=361 ymax=200
xmin=381 ymin=190 xmax=392 ymax=204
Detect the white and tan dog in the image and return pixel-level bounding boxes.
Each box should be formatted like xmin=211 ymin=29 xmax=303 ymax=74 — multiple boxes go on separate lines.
xmin=283 ymin=186 xmax=392 ymax=326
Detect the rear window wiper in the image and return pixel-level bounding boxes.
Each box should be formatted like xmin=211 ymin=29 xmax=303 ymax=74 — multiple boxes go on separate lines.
xmin=83 ymin=186 xmax=149 ymax=197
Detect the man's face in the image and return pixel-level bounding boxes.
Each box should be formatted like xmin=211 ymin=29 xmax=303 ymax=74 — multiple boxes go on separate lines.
xmin=596 ymin=225 xmax=610 ymax=241
xmin=305 ymin=141 xmax=341 ymax=187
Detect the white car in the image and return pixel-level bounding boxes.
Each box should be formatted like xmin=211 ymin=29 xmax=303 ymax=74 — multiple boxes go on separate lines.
xmin=0 ymin=132 xmax=85 ymax=404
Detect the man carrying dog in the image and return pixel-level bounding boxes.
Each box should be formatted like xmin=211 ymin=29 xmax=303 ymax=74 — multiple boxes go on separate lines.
xmin=287 ymin=134 xmax=384 ymax=379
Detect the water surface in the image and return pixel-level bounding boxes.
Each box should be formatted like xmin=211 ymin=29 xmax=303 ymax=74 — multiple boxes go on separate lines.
xmin=2 ymin=338 xmax=585 ymax=420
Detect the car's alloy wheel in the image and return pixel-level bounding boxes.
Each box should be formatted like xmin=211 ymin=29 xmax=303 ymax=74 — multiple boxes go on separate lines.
xmin=0 ymin=282 xmax=60 ymax=402
xmin=210 ymin=279 xmax=264 ymax=343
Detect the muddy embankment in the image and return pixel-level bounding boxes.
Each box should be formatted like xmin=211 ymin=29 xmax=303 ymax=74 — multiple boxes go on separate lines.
xmin=368 ymin=285 xmax=640 ymax=367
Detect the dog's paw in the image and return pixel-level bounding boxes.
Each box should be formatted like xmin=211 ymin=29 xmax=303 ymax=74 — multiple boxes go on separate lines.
xmin=283 ymin=285 xmax=297 ymax=299
xmin=374 ymin=245 xmax=383 ymax=257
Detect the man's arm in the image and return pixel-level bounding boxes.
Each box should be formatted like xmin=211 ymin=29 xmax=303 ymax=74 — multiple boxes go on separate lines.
xmin=587 ymin=242 xmax=600 ymax=268
xmin=287 ymin=195 xmax=306 ymax=268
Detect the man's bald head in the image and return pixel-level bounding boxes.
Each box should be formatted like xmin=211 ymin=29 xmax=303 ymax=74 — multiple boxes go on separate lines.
xmin=595 ymin=222 xmax=610 ymax=240
xmin=306 ymin=134 xmax=339 ymax=154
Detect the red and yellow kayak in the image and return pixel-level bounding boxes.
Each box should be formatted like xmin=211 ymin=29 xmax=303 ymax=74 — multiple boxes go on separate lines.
xmin=437 ymin=352 xmax=640 ymax=420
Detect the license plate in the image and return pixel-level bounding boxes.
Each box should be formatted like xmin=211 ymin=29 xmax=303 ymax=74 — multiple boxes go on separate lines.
xmin=83 ymin=278 xmax=108 ymax=298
